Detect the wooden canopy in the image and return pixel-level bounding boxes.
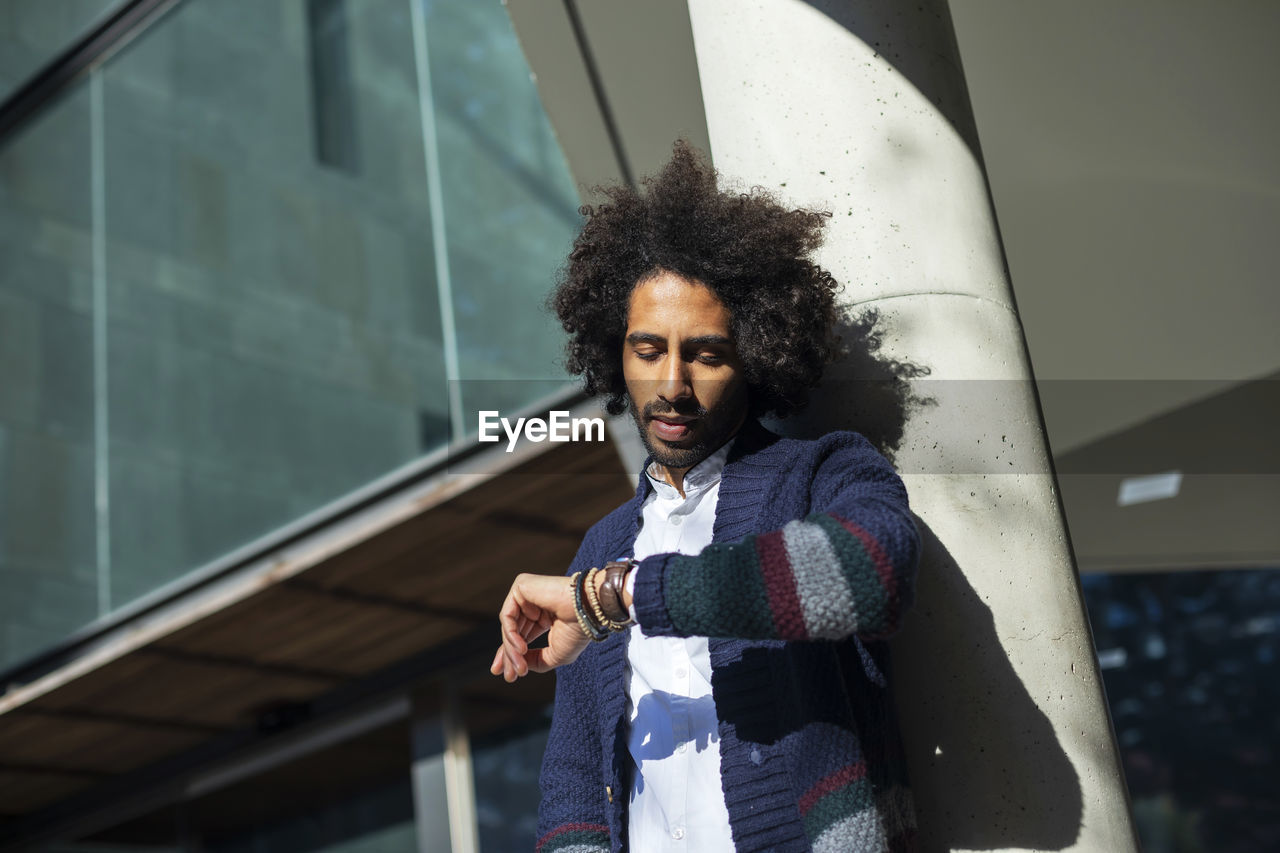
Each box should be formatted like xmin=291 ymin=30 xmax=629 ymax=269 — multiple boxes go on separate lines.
xmin=0 ymin=421 xmax=634 ymax=848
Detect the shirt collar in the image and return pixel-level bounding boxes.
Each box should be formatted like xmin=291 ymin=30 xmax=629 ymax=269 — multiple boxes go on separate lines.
xmin=645 ymin=438 xmax=735 ymax=499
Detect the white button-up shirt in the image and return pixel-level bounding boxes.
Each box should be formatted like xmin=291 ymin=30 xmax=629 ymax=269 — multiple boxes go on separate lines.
xmin=624 ymin=441 xmax=736 ymax=852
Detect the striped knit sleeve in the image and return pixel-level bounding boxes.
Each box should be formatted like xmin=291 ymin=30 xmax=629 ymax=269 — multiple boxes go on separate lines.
xmin=632 ymin=439 xmax=920 ymax=642
xmin=536 ymin=823 xmax=611 ymax=853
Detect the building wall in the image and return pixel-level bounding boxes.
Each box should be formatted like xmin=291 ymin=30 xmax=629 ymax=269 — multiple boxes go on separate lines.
xmin=0 ymin=0 xmax=121 ymax=101
xmin=0 ymin=0 xmax=579 ymax=671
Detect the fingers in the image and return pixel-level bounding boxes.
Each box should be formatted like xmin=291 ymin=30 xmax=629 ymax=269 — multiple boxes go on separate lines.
xmin=498 ymin=589 xmax=524 ymax=650
xmin=525 ymin=648 xmax=550 ymax=673
xmin=498 ymin=612 xmax=533 ymax=681
xmin=505 ymin=614 xmax=537 ymax=679
xmin=489 ymin=646 xmax=504 ymax=676
xmin=502 ymin=611 xmax=530 ymax=679
xmin=497 ymin=582 xmax=533 ymax=679
xmin=495 ymin=615 xmax=558 ymax=680
xmin=495 ymin=586 xmax=522 ymax=681
xmin=492 ymin=573 xmax=577 ymax=681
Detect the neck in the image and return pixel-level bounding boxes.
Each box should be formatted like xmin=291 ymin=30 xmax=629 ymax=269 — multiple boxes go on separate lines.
xmin=656 ymin=463 xmax=692 ymax=498
xmin=652 ymin=415 xmax=747 ymax=498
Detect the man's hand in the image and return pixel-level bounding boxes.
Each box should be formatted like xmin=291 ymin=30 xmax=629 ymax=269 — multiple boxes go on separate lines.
xmin=490 ymin=573 xmax=590 ymax=682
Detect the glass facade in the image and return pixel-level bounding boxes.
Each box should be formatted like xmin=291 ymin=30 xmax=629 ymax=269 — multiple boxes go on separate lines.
xmin=1082 ymin=568 xmax=1280 ymax=853
xmin=0 ymin=0 xmax=580 ymax=671
xmin=203 ymin=778 xmax=418 ymax=853
xmin=472 ymin=711 xmax=552 ymax=851
xmin=0 ymin=79 xmax=98 ymax=671
xmin=0 ymin=1 xmax=122 ymax=101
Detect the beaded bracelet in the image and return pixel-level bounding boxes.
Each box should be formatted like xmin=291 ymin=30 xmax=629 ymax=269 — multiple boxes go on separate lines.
xmin=584 ymin=567 xmax=608 ymax=630
xmin=571 ymin=569 xmax=610 ymax=642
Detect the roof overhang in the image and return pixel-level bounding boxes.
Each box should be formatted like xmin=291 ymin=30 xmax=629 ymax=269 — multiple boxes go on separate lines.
xmin=0 ymin=394 xmax=634 ymax=846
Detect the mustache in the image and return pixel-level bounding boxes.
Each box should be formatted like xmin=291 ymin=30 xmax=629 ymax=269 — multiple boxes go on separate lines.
xmin=642 ymin=400 xmax=708 ymax=419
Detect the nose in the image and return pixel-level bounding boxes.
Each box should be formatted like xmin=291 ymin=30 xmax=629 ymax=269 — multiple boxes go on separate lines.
xmin=656 ymin=351 xmax=692 ymax=405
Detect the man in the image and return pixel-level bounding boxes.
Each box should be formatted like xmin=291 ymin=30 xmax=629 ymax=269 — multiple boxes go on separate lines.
xmin=491 ymin=142 xmax=921 ymax=852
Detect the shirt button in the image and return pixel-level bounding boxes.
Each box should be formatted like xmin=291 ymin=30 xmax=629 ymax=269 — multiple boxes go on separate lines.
xmin=672 ymin=828 xmax=685 ymax=840
xmin=675 ymin=667 xmax=687 ymax=679
xmin=670 ymin=514 xmax=683 ymax=526
xmin=677 ymin=742 xmax=687 ymax=754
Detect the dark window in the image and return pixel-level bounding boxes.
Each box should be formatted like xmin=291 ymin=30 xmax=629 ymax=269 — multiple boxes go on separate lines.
xmin=472 ymin=709 xmax=552 ymax=852
xmin=1082 ymin=568 xmax=1280 ymax=853
xmin=306 ymin=0 xmax=360 ymax=174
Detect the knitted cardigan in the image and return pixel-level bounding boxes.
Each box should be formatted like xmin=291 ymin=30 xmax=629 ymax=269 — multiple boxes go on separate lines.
xmin=536 ymin=420 xmax=921 ymax=853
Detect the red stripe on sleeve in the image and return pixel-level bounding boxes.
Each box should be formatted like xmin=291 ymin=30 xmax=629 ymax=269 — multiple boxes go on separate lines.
xmin=833 ymin=515 xmax=898 ymax=622
xmin=798 ymin=760 xmax=869 ymax=814
xmin=536 ymin=823 xmax=610 ymax=852
xmin=755 ymin=529 xmax=808 ymax=640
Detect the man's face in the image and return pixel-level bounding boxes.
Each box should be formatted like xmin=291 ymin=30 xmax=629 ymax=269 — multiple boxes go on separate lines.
xmin=623 ymin=271 xmax=749 ymax=477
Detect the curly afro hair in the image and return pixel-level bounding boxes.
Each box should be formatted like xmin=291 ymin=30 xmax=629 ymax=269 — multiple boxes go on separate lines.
xmin=550 ymin=140 xmax=841 ymax=419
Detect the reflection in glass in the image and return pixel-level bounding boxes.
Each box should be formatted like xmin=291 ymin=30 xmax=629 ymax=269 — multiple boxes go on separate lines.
xmin=472 ymin=709 xmax=552 ymax=852
xmin=421 ymin=0 xmax=580 ymax=424
xmin=0 ymin=0 xmax=581 ymax=671
xmin=204 ymin=776 xmax=416 ymax=853
xmin=307 ymin=0 xmax=362 ymax=175
xmin=0 ymin=0 xmax=121 ymax=102
xmin=0 ymin=81 xmax=97 ymax=669
xmin=1082 ymin=568 xmax=1279 ymax=853
xmin=100 ymin=0 xmax=451 ymax=609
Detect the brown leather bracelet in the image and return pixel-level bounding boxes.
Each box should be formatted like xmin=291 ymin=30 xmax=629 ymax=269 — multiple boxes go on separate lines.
xmin=598 ymin=559 xmax=635 ymax=626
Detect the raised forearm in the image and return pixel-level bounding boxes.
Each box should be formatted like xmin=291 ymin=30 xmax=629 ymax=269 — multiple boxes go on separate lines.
xmin=631 ymin=500 xmax=920 ymax=641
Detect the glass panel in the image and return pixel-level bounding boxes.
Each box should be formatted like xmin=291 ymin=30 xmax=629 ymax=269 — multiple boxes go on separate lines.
xmin=0 ymin=0 xmax=581 ymax=669
xmin=422 ymin=0 xmax=580 ymax=423
xmin=1082 ymin=568 xmax=1280 ymax=853
xmin=472 ymin=709 xmax=552 ymax=852
xmin=204 ymin=777 xmax=417 ymax=853
xmin=0 ymin=81 xmax=98 ymax=669
xmin=99 ymin=0 xmax=450 ymax=607
xmin=0 ymin=0 xmax=122 ymax=102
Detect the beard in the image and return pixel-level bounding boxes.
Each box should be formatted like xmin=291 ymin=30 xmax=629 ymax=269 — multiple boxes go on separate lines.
xmin=627 ymin=381 xmax=749 ymax=472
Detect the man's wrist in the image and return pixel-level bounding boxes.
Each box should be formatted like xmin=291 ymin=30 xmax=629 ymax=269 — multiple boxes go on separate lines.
xmin=623 ymin=562 xmax=637 ymax=622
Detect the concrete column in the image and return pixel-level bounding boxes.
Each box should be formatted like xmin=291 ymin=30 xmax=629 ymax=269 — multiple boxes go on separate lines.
xmin=685 ymin=1 xmax=1138 ymax=850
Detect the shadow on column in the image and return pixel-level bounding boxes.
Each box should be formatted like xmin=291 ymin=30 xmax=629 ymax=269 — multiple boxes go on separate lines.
xmin=774 ymin=306 xmax=931 ymax=462
xmin=798 ymin=0 xmax=985 ymax=159
xmin=777 ymin=306 xmax=1083 ymax=848
xmin=893 ymin=518 xmax=1083 ymax=850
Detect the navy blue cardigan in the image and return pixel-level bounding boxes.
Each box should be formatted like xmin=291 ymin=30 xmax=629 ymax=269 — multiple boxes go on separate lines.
xmin=536 ymin=420 xmax=921 ymax=852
